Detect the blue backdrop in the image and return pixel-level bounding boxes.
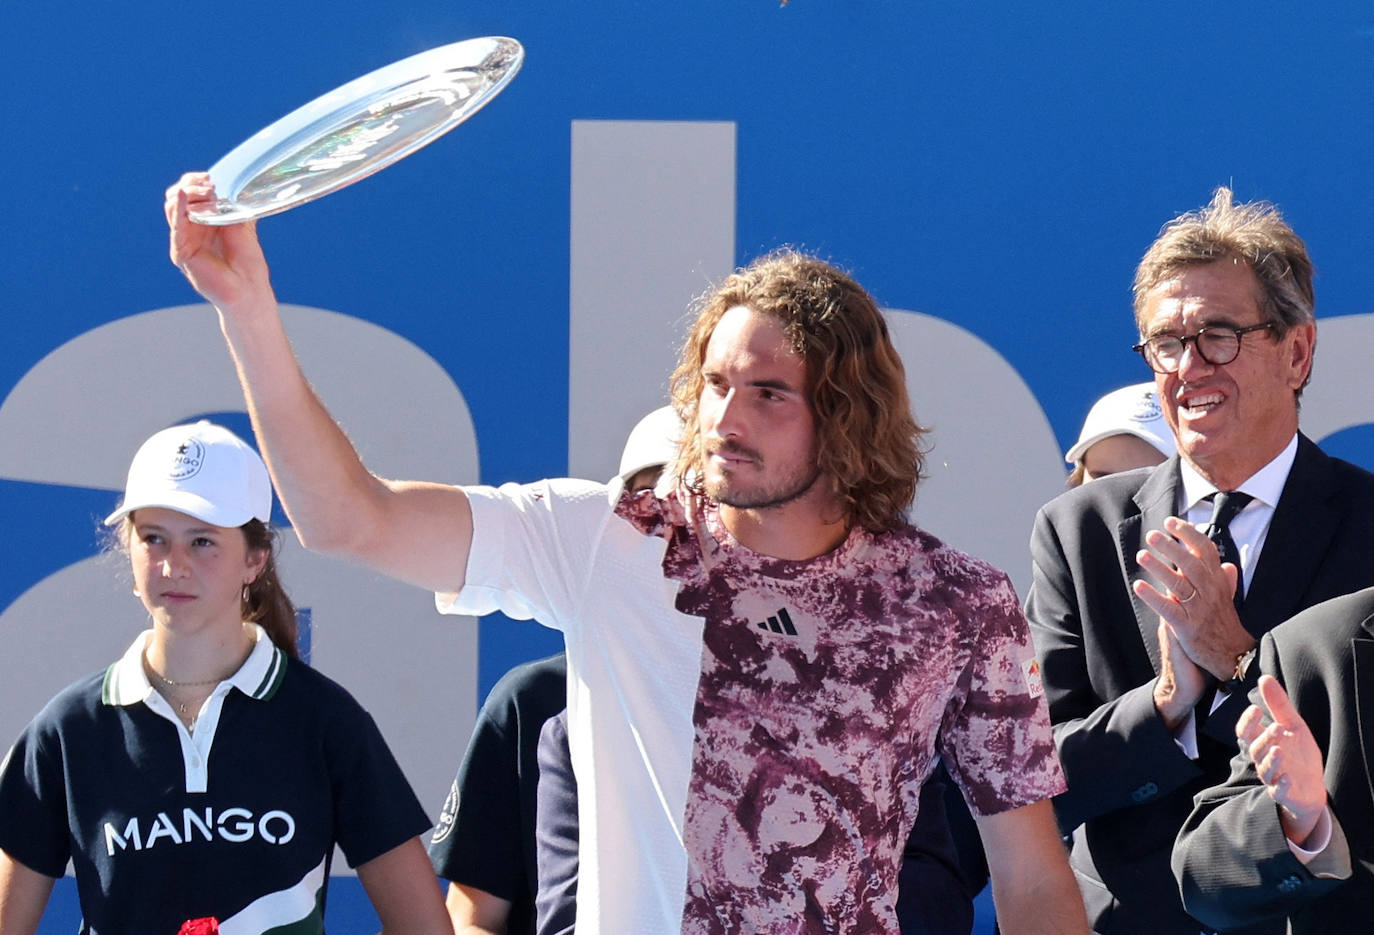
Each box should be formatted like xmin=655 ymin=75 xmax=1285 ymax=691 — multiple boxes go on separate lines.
xmin=3 ymin=2 xmax=1372 ymax=931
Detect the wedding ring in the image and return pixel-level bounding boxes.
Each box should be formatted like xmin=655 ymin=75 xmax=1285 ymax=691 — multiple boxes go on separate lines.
xmin=1177 ymin=586 xmax=1198 ymax=605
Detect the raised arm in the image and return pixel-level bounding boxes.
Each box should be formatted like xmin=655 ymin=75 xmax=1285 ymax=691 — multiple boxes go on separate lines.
xmin=1237 ymin=675 xmax=1329 ymax=845
xmin=164 ymin=174 xmax=472 ymax=593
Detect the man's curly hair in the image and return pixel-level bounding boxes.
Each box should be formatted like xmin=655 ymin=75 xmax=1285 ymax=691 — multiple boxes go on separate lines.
xmin=669 ymin=249 xmax=928 ymax=534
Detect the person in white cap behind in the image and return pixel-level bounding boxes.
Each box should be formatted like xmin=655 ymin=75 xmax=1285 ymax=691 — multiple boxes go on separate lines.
xmin=0 ymin=421 xmax=450 ymax=935
xmin=1064 ymin=382 xmax=1176 ymax=487
xmin=617 ymin=406 xmax=684 ymax=493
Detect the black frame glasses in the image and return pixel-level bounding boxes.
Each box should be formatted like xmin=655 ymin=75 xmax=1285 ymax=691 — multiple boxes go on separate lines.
xmin=1132 ymin=322 xmax=1275 ymax=373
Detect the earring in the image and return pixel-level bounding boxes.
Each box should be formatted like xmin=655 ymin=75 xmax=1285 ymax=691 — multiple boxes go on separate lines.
xmin=242 ymin=583 xmax=251 ymax=603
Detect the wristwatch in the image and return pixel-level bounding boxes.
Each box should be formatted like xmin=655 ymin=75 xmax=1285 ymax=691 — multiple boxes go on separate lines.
xmin=1223 ymin=647 xmax=1258 ymax=694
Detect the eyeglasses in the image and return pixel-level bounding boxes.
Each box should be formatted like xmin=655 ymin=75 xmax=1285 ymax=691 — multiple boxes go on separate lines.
xmin=1132 ymin=322 xmax=1275 ymax=374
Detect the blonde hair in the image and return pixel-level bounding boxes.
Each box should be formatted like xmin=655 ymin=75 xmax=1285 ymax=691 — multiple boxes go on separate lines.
xmin=669 ymin=249 xmax=928 ymax=534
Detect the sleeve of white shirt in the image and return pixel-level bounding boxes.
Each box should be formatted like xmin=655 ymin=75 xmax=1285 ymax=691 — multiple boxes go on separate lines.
xmin=1170 ymin=688 xmax=1233 ymax=759
xmin=1171 ymin=708 xmax=1200 ymax=760
xmin=435 ymin=478 xmax=619 ymax=636
xmin=1287 ymin=806 xmax=1353 ymax=880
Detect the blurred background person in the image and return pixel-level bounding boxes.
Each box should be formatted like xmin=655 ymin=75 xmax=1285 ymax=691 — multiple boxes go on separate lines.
xmin=1064 ymin=382 xmax=1175 ymax=487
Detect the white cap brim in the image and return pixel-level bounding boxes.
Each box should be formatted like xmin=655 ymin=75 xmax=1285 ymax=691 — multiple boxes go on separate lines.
xmin=104 ymin=490 xmax=261 ymax=528
xmin=1064 ymin=427 xmax=1173 ymax=465
xmin=1064 ymin=383 xmax=1176 ymax=465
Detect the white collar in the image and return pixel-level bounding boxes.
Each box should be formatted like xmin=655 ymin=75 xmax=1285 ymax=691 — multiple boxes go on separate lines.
xmin=101 ymin=623 xmax=287 ymax=707
xmin=1179 ymin=433 xmax=1298 ymax=513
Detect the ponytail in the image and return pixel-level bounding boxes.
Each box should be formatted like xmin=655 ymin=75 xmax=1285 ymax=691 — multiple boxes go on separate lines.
xmin=241 ymin=520 xmax=301 ymax=659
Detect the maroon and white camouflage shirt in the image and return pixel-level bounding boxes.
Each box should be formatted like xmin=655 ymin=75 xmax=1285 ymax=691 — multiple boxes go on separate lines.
xmin=447 ymin=479 xmax=1066 ymax=934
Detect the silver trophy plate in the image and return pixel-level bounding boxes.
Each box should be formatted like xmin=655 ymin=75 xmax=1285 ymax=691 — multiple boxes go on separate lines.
xmin=189 ymin=36 xmax=524 ymax=225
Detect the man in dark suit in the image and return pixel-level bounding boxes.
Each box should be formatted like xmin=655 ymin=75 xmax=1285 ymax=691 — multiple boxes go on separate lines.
xmin=1172 ymin=587 xmax=1374 ymax=933
xmin=1025 ymin=186 xmax=1374 ymax=935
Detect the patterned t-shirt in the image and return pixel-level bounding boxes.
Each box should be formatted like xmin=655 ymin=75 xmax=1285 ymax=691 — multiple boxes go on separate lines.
xmin=444 ymin=479 xmax=1064 ymax=934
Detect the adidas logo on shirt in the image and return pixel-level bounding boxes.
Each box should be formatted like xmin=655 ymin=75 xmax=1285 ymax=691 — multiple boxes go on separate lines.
xmin=755 ymin=607 xmax=798 ymax=636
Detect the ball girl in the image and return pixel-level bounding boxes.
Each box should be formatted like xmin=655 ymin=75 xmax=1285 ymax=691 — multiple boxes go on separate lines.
xmin=0 ymin=421 xmax=450 ymax=934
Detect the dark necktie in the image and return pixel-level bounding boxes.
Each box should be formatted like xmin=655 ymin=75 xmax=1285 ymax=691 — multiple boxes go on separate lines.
xmin=1205 ymin=490 xmax=1254 ymax=608
xmin=1196 ymin=490 xmax=1256 ymax=739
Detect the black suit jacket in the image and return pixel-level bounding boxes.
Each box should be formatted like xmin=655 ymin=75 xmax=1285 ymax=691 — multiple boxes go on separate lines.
xmin=1025 ymin=435 xmax=1374 ymax=934
xmin=1173 ymin=588 xmax=1374 ymax=934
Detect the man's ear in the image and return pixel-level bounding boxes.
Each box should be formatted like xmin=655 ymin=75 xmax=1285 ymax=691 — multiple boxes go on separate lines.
xmin=1285 ymin=321 xmax=1316 ymax=391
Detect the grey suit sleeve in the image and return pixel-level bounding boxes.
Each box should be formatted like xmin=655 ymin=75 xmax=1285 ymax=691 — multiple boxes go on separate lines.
xmin=1026 ymin=504 xmax=1203 ymax=831
xmin=1171 ymin=634 xmax=1348 ymax=929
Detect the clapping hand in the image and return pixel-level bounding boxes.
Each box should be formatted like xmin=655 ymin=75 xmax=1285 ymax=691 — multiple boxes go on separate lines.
xmin=1134 ymin=516 xmax=1254 ymax=679
xmin=1236 ymin=674 xmax=1327 ymax=847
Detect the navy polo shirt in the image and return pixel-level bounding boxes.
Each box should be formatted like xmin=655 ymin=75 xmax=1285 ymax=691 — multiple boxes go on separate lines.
xmin=0 ymin=627 xmax=430 ymax=934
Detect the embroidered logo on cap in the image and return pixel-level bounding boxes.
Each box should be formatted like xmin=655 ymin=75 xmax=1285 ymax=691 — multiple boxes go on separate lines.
xmin=1128 ymin=390 xmax=1163 ymax=425
xmin=167 ymin=439 xmax=205 ymax=481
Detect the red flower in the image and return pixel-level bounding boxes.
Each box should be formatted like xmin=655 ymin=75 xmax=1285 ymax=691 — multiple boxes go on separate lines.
xmin=177 ymin=919 xmax=220 ymax=935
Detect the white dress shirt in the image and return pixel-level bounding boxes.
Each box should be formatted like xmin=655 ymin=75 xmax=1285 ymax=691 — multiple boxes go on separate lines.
xmin=1170 ymin=435 xmax=1298 ymax=757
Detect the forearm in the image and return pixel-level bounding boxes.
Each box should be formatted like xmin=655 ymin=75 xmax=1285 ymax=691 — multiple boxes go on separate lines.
xmin=1029 ymin=555 xmax=1202 ymax=825
xmin=992 ymin=868 xmax=1087 ymax=935
xmin=214 ymin=295 xmax=473 ymax=592
xmin=357 ymin=839 xmax=453 ymax=935
xmin=0 ymin=850 xmax=56 ymax=935
xmin=216 ymin=296 xmax=385 ymax=553
xmin=445 ymin=882 xmax=512 ymax=934
xmin=1175 ymin=782 xmax=1343 ymax=929
xmin=171 ymin=174 xmax=380 ymax=558
xmin=979 ymin=802 xmax=1088 ymax=935
xmin=1048 ymin=677 xmax=1203 ymax=830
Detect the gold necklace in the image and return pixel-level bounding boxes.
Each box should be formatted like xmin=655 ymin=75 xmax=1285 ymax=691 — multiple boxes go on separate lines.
xmin=143 ymin=656 xmax=222 ymax=727
xmin=148 ymin=672 xmax=210 ymax=721
xmin=143 ymin=649 xmax=227 ymax=688
xmin=147 ymin=669 xmax=221 ymax=688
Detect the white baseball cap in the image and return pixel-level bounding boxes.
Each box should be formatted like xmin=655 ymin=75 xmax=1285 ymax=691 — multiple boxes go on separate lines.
xmin=618 ymin=406 xmax=683 ymax=481
xmin=104 ymin=421 xmax=273 ymax=527
xmin=1064 ymin=382 xmax=1176 ymax=465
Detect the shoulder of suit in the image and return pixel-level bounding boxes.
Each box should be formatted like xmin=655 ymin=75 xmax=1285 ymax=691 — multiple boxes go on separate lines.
xmin=1270 ymin=586 xmax=1374 ymax=651
xmin=1038 ymin=462 xmax=1158 ymax=522
xmin=1322 ymin=450 xmax=1374 ymax=491
xmin=1291 ymin=436 xmax=1374 ymax=508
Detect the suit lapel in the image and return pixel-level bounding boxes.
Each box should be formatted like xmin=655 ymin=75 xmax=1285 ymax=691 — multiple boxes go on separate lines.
xmin=1121 ymin=459 xmax=1182 ymax=675
xmin=1243 ymin=436 xmax=1340 ymax=639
